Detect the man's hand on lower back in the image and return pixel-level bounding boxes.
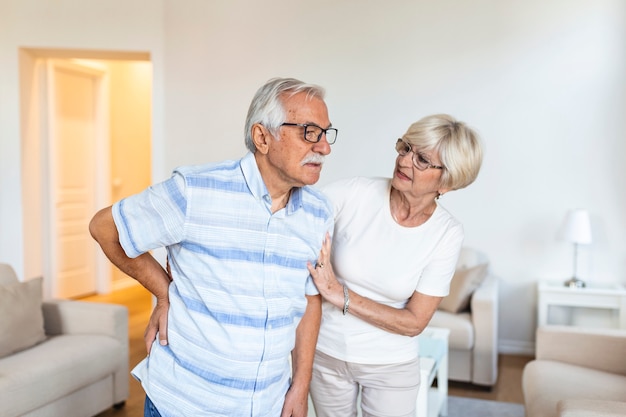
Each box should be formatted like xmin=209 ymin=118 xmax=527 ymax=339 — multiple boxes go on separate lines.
xmin=145 ymin=298 xmax=169 ymax=354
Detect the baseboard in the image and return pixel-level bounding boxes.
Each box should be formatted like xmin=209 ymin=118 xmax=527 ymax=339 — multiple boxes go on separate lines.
xmin=498 ymin=338 xmax=535 ymax=356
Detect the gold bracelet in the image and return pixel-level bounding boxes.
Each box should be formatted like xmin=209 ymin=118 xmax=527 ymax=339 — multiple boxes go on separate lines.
xmin=343 ymin=285 xmax=350 ymax=316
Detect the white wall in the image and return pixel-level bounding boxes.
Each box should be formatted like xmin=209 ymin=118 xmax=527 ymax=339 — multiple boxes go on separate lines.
xmin=1 ymin=0 xmax=624 ymax=352
xmin=161 ymin=0 xmax=626 ymax=353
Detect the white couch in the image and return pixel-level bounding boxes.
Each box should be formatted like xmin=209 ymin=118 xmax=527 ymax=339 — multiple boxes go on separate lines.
xmin=522 ymin=325 xmax=626 ymax=417
xmin=0 ymin=263 xmax=129 ymax=417
xmin=427 ymin=247 xmax=499 ymax=387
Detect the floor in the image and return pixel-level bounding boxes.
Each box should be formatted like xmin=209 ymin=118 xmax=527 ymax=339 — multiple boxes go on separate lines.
xmin=82 ymin=284 xmax=532 ymax=416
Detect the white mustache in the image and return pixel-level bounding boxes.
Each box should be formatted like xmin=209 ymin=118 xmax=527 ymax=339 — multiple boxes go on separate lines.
xmin=301 ymin=154 xmax=325 ymax=165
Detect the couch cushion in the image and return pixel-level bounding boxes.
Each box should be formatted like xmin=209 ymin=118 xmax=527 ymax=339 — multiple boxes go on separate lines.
xmin=429 ymin=310 xmax=474 ymax=350
xmin=456 ymin=247 xmax=488 ymax=269
xmin=523 ymin=360 xmax=626 ymax=417
xmin=558 ymin=399 xmax=626 ymax=417
xmin=0 ymin=334 xmax=123 ymax=417
xmin=0 ymin=263 xmax=20 ymax=286
xmin=438 ymin=263 xmax=489 ymax=314
xmin=0 ymin=277 xmax=46 ymax=358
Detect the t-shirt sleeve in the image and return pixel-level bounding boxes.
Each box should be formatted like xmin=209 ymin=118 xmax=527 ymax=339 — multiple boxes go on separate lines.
xmin=415 ymin=221 xmax=464 ymax=296
xmin=112 ymin=170 xmax=188 ymax=258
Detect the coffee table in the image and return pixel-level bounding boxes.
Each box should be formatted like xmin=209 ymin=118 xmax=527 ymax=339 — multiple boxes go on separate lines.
xmin=417 ymin=326 xmax=450 ymax=417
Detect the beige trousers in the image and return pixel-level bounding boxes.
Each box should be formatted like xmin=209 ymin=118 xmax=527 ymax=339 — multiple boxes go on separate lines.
xmin=309 ymin=350 xmax=421 ymax=417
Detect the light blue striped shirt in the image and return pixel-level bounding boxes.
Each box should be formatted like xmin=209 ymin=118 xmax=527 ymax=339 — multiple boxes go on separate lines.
xmin=112 ymin=152 xmax=333 ymax=416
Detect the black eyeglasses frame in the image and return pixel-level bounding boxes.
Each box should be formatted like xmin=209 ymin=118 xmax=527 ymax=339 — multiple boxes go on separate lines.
xmin=280 ymin=123 xmax=338 ymax=144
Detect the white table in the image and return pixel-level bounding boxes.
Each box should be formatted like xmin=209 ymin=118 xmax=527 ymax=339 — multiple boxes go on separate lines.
xmin=417 ymin=326 xmax=450 ymax=417
xmin=538 ymin=281 xmax=626 ymax=329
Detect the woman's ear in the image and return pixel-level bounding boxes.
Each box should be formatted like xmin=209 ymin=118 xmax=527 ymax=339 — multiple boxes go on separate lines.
xmin=437 ymin=187 xmax=451 ymax=199
xmin=251 ymin=123 xmax=271 ymax=154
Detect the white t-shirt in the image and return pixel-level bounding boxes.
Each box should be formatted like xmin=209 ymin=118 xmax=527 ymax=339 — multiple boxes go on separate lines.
xmin=316 ymin=177 xmax=464 ymax=364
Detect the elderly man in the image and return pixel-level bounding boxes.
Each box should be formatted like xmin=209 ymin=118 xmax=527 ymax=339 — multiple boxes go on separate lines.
xmin=89 ymin=77 xmax=337 ymax=417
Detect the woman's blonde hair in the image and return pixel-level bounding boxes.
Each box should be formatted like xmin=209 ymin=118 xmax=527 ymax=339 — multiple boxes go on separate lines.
xmin=403 ymin=114 xmax=483 ymax=191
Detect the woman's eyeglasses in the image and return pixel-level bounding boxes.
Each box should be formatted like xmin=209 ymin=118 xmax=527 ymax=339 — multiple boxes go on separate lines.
xmin=395 ymin=139 xmax=444 ymax=171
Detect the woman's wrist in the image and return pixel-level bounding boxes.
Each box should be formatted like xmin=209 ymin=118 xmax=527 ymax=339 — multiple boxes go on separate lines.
xmin=342 ymin=285 xmax=350 ymax=315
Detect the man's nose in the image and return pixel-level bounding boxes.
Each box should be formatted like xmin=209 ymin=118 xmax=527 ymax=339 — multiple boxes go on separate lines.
xmin=313 ymin=134 xmax=332 ymax=155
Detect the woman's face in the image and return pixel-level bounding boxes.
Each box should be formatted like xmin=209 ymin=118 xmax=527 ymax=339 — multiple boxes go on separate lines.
xmin=391 ymin=141 xmax=445 ymax=200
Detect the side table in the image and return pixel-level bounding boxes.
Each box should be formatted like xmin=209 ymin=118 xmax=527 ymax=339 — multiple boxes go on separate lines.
xmin=417 ymin=326 xmax=450 ymax=417
xmin=537 ymin=281 xmax=626 ymax=329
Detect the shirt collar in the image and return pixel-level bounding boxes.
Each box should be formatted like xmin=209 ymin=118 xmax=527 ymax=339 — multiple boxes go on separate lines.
xmin=240 ymin=152 xmax=303 ymax=214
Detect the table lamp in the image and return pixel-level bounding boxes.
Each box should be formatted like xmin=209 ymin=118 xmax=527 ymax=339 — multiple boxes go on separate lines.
xmin=561 ymin=209 xmax=592 ymax=288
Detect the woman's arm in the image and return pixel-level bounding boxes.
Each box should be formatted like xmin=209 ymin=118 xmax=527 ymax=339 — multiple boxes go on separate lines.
xmin=307 ymin=233 xmax=442 ymax=337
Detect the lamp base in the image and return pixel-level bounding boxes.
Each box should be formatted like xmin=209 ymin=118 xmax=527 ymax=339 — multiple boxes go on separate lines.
xmin=564 ymin=277 xmax=586 ymax=288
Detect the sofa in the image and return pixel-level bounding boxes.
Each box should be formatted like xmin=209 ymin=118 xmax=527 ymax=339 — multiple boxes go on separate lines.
xmin=427 ymin=247 xmax=499 ymax=387
xmin=0 ymin=263 xmax=129 ymax=417
xmin=522 ymin=325 xmax=626 ymax=417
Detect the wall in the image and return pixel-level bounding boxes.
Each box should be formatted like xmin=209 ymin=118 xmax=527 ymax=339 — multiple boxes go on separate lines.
xmin=160 ymin=0 xmax=626 ymax=353
xmin=1 ymin=0 xmax=624 ymax=352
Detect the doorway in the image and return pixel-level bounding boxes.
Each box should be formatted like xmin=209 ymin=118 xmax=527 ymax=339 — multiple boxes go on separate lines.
xmin=45 ymin=59 xmax=103 ymax=298
xmin=20 ymin=49 xmax=152 ymax=299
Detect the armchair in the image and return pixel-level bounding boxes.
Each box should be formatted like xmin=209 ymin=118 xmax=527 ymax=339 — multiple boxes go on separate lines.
xmin=428 ymin=247 xmax=499 ymax=386
xmin=522 ymin=325 xmax=626 ymax=417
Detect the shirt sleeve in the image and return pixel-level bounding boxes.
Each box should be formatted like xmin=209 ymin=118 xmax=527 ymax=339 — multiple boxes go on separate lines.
xmin=112 ymin=170 xmax=188 ymax=258
xmin=415 ymin=220 xmax=464 ymax=296
xmin=304 ymin=212 xmax=334 ymax=296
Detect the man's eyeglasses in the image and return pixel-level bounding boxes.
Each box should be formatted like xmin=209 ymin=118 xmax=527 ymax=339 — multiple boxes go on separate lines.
xmin=395 ymin=139 xmax=444 ymax=171
xmin=281 ymin=123 xmax=338 ymax=145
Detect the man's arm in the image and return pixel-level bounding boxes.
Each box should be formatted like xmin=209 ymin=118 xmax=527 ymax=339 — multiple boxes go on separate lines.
xmin=281 ymin=294 xmax=322 ymax=417
xmin=89 ymin=206 xmax=171 ymax=352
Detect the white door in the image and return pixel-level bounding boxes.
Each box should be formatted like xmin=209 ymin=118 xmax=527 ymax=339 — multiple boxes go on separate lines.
xmin=46 ymin=60 xmax=106 ymax=298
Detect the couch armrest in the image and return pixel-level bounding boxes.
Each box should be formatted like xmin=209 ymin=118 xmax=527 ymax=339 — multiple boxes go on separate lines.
xmin=469 ymin=273 xmax=499 ymax=386
xmin=42 ymin=300 xmax=129 ymax=405
xmin=558 ymin=399 xmax=626 ymax=417
xmin=42 ymin=300 xmax=128 ymax=346
xmin=536 ymin=325 xmax=626 ymax=376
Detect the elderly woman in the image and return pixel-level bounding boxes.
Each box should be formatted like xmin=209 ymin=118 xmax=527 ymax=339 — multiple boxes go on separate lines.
xmin=307 ymin=114 xmax=483 ymax=417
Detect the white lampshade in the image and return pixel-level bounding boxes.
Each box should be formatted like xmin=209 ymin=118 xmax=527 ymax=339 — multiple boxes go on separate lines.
xmin=561 ymin=209 xmax=592 ymax=245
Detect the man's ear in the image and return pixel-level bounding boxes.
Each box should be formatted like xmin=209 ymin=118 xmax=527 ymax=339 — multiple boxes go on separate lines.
xmin=251 ymin=123 xmax=271 ymax=155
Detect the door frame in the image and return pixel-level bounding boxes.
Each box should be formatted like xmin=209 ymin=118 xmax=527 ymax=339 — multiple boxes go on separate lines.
xmin=43 ymin=58 xmax=112 ymax=297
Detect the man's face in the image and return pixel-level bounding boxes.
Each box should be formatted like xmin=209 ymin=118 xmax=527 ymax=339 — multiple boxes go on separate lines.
xmin=264 ymin=92 xmax=333 ymax=188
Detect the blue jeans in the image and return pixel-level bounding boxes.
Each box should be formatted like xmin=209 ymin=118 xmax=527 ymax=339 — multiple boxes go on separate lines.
xmin=144 ymin=396 xmax=162 ymax=417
